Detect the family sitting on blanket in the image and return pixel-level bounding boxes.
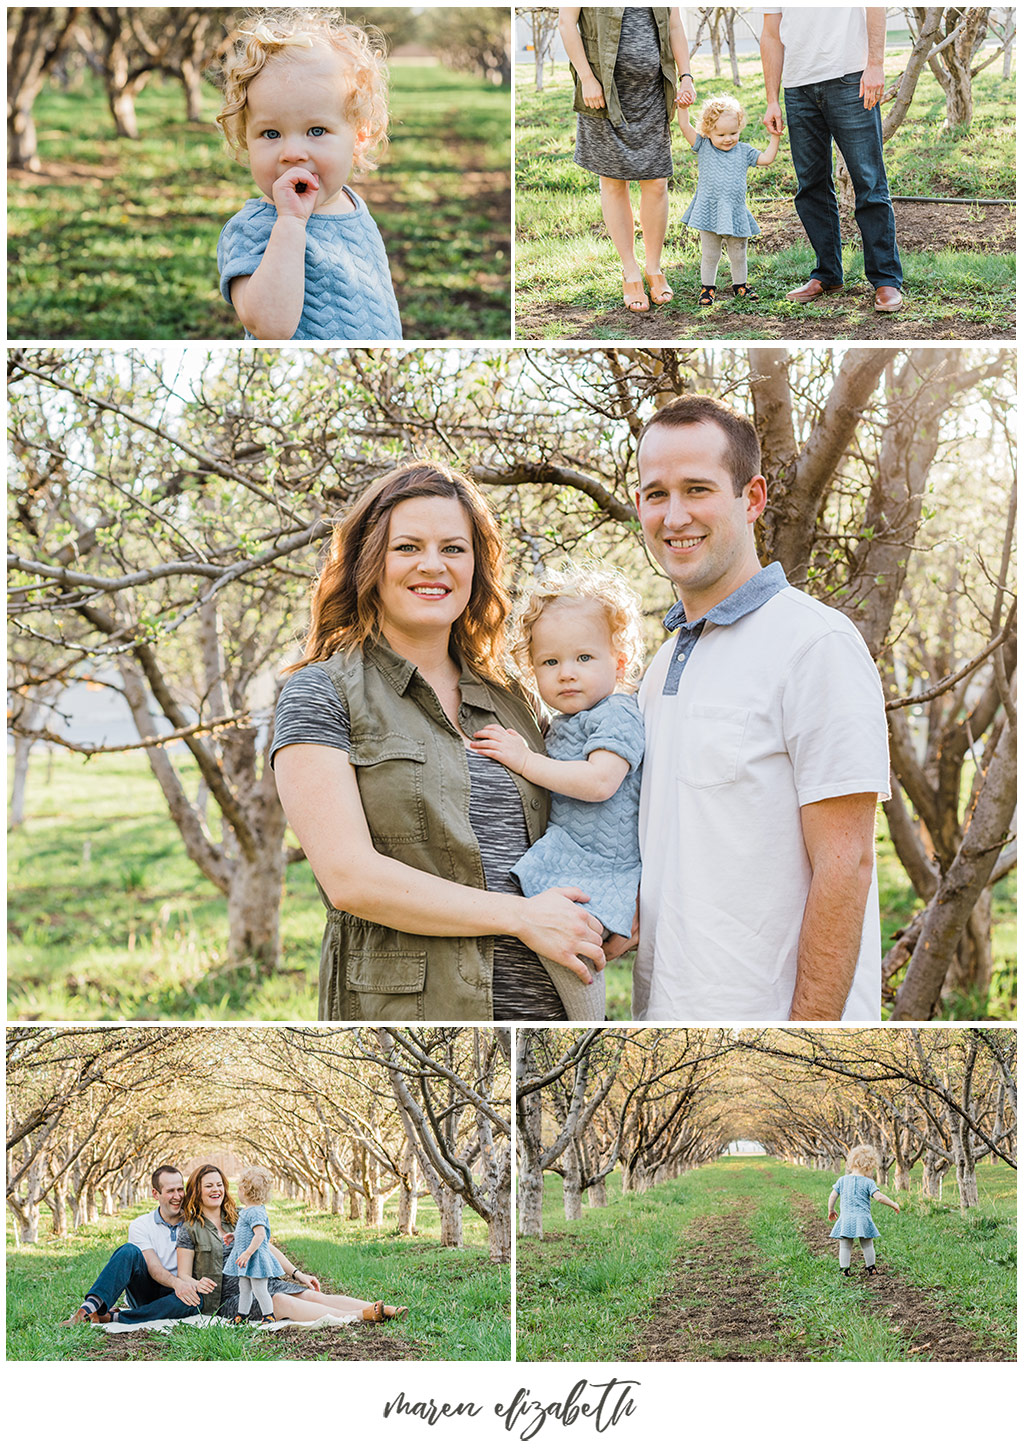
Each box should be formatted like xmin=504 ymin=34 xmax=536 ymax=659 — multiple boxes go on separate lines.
xmin=61 ymin=1163 xmax=407 ymax=1327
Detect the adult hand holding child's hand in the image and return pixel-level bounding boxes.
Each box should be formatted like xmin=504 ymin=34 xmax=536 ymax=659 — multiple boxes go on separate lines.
xmin=763 ymin=101 xmax=784 ymax=136
xmin=272 ymin=167 xmax=320 ymax=220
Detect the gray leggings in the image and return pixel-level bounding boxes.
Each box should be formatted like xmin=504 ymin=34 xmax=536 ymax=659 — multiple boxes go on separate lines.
xmin=699 ymin=231 xmax=748 ymax=285
xmin=238 ymin=1276 xmax=273 ymax=1316
xmin=838 ymin=1237 xmax=876 ymax=1269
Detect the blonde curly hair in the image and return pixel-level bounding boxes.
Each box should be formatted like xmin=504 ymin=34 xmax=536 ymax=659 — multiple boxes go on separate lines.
xmin=696 ymin=93 xmax=746 ymax=138
xmin=511 ymin=566 xmax=646 ymax=689
xmin=215 ymin=8 xmax=389 ymax=175
xmin=237 ymin=1165 xmax=275 ymax=1205
xmin=846 ymin=1145 xmax=880 ymax=1178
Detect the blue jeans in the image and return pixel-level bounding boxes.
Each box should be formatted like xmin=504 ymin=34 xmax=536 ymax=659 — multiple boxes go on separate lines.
xmin=784 ymin=72 xmax=902 ymax=288
xmin=87 ymin=1242 xmax=200 ymax=1325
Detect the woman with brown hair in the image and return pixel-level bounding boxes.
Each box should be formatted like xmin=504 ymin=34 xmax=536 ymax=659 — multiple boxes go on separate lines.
xmin=271 ymin=460 xmax=605 ymax=1021
xmin=176 ymin=1165 xmax=404 ymax=1323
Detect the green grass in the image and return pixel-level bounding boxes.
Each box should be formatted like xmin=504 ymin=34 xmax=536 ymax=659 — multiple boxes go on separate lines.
xmin=515 ymin=51 xmax=1015 ymax=339
xmin=7 ymin=1195 xmax=509 ymax=1361
xmin=7 ymin=757 xmax=1015 ymax=1021
xmin=7 ymin=65 xmax=510 ymax=340
xmin=517 ymin=1158 xmax=1015 ymax=1362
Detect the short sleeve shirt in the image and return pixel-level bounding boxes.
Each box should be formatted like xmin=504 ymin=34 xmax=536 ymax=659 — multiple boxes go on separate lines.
xmin=634 ymin=574 xmax=890 ymax=1021
xmin=127 ymin=1209 xmax=180 ymax=1274
xmin=761 ymin=8 xmax=869 ymax=88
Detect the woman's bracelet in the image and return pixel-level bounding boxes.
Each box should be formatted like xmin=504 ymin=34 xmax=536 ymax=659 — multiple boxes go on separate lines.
xmin=290 ymin=1269 xmax=303 ymax=1280
xmin=680 ymin=72 xmax=693 ymax=79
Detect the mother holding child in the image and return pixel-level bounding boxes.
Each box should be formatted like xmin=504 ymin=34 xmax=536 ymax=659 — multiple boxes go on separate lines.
xmin=273 ymin=463 xmax=645 ymax=1024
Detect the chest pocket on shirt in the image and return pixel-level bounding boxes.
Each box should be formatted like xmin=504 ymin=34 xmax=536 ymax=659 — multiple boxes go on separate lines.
xmin=347 ymin=734 xmax=428 ymax=846
xmin=677 ymin=705 xmax=750 ymax=789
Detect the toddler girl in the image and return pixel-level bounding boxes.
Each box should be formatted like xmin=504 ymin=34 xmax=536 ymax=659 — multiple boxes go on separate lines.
xmin=223 ymin=1166 xmax=285 ymax=1323
xmin=216 ymin=9 xmax=402 ymax=341
xmin=828 ymin=1144 xmax=901 ymax=1276
xmin=471 ymin=567 xmax=645 ymax=1022
xmin=677 ymin=93 xmax=779 ymax=306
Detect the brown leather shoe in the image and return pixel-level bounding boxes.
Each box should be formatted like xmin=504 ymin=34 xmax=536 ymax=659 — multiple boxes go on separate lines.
xmin=786 ymin=279 xmax=843 ymax=303
xmin=874 ymin=286 xmax=903 ymax=312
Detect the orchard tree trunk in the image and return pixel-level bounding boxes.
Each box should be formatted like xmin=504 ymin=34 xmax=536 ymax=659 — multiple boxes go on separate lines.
xmin=225 ymin=835 xmax=286 ymax=965
xmin=562 ymin=1163 xmax=583 ymax=1222
xmin=7 ymin=7 xmax=82 ymax=170
xmin=587 ymin=1177 xmax=608 ymax=1208
xmin=397 ymin=1143 xmax=418 ymax=1235
xmin=920 ymin=1151 xmax=946 ymax=1199
xmin=894 ymin=713 xmax=1016 ymax=1019
xmin=8 ymin=734 xmax=34 ymax=829
xmin=179 ymin=56 xmax=204 ymax=120
xmin=488 ymin=1196 xmax=511 ymax=1263
xmin=437 ymin=1185 xmax=464 ymax=1248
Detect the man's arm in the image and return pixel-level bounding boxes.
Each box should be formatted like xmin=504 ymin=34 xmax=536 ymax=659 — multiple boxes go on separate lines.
xmin=790 ymin=793 xmax=877 ymax=1020
xmin=860 ymin=7 xmax=886 ymax=108
xmin=759 ymin=12 xmax=785 ymax=134
xmin=134 ymin=1242 xmax=208 ymax=1305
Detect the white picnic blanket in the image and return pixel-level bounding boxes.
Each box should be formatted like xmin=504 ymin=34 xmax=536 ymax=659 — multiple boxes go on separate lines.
xmin=102 ymin=1312 xmax=362 ymax=1334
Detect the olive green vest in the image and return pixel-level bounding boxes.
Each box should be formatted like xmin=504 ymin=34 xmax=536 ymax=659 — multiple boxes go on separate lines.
xmin=316 ymin=639 xmax=551 ymax=1021
xmin=184 ymin=1215 xmax=235 ymax=1314
xmin=571 ymin=8 xmax=677 ymax=127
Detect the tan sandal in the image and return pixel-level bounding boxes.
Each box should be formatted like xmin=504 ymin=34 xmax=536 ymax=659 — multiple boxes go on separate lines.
xmin=383 ymin=1305 xmax=409 ymax=1320
xmin=644 ymin=270 xmax=674 ymax=304
xmin=362 ymin=1300 xmax=386 ymax=1322
xmin=622 ymin=278 xmax=649 ymax=313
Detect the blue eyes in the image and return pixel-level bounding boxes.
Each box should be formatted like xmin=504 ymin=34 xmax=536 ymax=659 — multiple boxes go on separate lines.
xmin=260 ymin=126 xmax=327 ymax=139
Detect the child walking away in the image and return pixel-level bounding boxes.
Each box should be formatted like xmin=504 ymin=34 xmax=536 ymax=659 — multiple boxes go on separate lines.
xmin=223 ymin=1167 xmax=285 ymax=1324
xmin=471 ymin=567 xmax=645 ymax=1022
xmin=828 ymin=1145 xmax=900 ymax=1276
xmin=216 ymin=9 xmax=402 ymax=341
xmin=677 ymin=93 xmax=779 ymax=306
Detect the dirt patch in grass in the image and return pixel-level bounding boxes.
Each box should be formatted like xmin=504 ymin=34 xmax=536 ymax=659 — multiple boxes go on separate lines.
xmin=628 ymin=1198 xmax=798 ymax=1362
xmin=753 ymin=198 xmax=1015 ymax=255
xmin=515 ymin=297 xmax=1009 ymax=342
xmin=789 ymin=1191 xmax=1014 ymax=1363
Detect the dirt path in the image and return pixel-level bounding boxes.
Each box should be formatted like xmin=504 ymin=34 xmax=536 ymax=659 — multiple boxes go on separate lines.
xmin=628 ymin=1188 xmax=1013 ymax=1363
xmin=629 ymin=1196 xmax=800 ymax=1361
xmin=787 ymin=1190 xmax=1013 ymax=1363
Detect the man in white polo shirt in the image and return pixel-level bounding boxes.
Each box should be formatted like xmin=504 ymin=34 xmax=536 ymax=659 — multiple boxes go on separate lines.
xmin=623 ymin=393 xmax=889 ymax=1022
xmin=760 ymin=8 xmax=902 ymax=312
xmin=61 ymin=1164 xmax=213 ymax=1325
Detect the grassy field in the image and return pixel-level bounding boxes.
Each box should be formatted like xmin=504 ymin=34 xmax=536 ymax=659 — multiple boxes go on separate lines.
xmin=7 ymin=64 xmax=511 ymax=341
xmin=517 ymin=1157 xmax=1016 ymax=1362
xmin=7 ymin=1193 xmax=509 ymax=1362
xmin=514 ymin=49 xmax=1015 ymax=340
xmin=7 ymin=755 xmax=1016 ymax=1021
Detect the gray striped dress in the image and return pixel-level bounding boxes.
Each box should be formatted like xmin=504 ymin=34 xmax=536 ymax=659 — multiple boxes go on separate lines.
xmin=574 ymin=7 xmax=673 ymax=181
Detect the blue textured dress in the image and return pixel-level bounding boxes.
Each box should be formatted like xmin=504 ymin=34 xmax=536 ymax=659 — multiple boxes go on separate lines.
xmin=222 ymin=1205 xmax=284 ymax=1280
xmin=681 ymin=135 xmax=761 ymax=237
xmin=829 ymin=1175 xmax=881 ymax=1240
xmin=218 ymin=187 xmax=403 ymax=340
xmin=511 ymin=694 xmax=644 ymax=937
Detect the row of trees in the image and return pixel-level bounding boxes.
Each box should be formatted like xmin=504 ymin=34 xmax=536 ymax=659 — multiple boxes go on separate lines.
xmin=7 ymin=7 xmax=511 ymax=170
xmin=7 ymin=346 xmax=1015 ymax=1015
xmin=516 ymin=1028 xmax=1017 ymax=1235
xmin=6 ymin=1026 xmax=512 ymax=1259
xmin=520 ymin=6 xmax=1015 ymax=130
